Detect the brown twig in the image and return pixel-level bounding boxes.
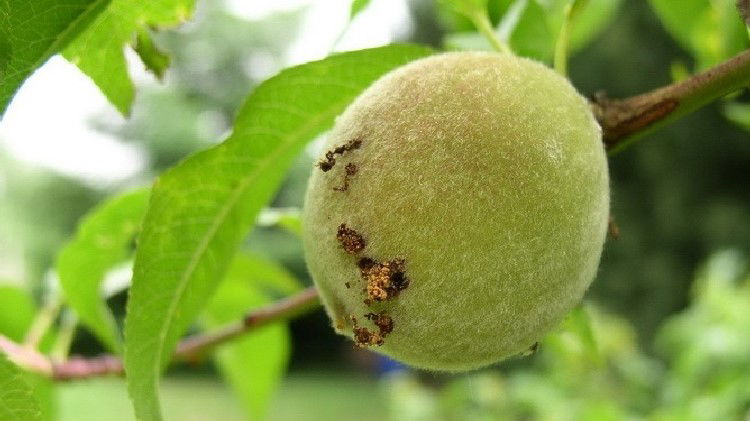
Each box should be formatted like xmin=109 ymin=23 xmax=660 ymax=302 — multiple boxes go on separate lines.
xmin=594 ymin=49 xmax=750 ymax=153
xmin=0 ymin=287 xmax=320 ymax=380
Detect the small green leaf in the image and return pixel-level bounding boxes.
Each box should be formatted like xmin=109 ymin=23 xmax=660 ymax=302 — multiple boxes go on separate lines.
xmin=257 ymin=208 xmax=303 ymax=238
xmin=350 ymin=0 xmax=372 ymax=19
xmin=504 ymin=0 xmax=555 ymax=61
xmin=230 ymin=253 xmax=302 ymax=296
xmin=0 ymin=353 xmax=42 ymax=421
xmin=57 ymin=188 xmax=150 ymax=352
xmin=562 ymin=304 xmax=602 ymax=365
xmin=63 ymin=0 xmax=197 ymax=115
xmin=0 ymin=285 xmax=36 ymax=342
xmin=133 ymin=29 xmax=170 ymax=80
xmin=203 ymin=255 xmax=291 ymax=421
xmin=124 ymin=44 xmax=433 ymax=421
xmin=0 ymin=0 xmax=111 ymax=115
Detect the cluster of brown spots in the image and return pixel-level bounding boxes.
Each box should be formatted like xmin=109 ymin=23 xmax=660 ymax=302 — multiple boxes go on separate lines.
xmin=333 ymin=163 xmax=358 ymax=192
xmin=331 ymin=223 xmax=409 ymax=348
xmin=358 ymin=257 xmax=409 ymax=303
xmin=336 ymin=224 xmax=366 ymax=254
xmin=350 ymin=313 xmax=395 ymax=347
xmin=318 ymin=138 xmax=362 ymax=172
xmin=350 ymin=315 xmax=384 ymax=347
xmin=365 ymin=312 xmax=394 ymax=336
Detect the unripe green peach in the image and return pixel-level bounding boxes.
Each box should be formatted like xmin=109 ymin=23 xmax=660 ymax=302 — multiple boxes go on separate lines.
xmin=302 ymin=51 xmax=609 ymax=371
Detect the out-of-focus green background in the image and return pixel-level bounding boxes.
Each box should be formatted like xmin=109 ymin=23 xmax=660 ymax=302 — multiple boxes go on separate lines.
xmin=1 ymin=0 xmax=749 ymax=420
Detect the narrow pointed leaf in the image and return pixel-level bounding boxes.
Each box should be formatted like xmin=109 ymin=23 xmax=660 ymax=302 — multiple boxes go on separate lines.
xmin=57 ymin=189 xmax=150 ymax=352
xmin=203 ymin=255 xmax=291 ymax=420
xmin=124 ymin=44 xmax=433 ymax=421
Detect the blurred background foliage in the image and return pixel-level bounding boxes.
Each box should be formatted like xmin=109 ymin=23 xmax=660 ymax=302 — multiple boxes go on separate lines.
xmin=1 ymin=0 xmax=749 ymax=419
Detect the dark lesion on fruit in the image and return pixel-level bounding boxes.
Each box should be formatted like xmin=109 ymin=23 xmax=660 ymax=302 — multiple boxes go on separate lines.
xmin=333 ymin=163 xmax=358 ymax=192
xmin=520 ymin=342 xmax=540 ymax=357
xmin=351 ymin=312 xmax=395 ymax=347
xmin=318 ymin=138 xmax=362 ymax=172
xmin=350 ymin=315 xmax=384 ymax=347
xmin=333 ymin=223 xmax=409 ymax=348
xmin=365 ymin=311 xmax=394 ymax=336
xmin=359 ymin=257 xmax=410 ymax=303
xmin=336 ymin=223 xmax=366 ymax=254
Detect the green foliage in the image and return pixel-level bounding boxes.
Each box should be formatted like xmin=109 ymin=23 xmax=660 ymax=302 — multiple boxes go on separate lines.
xmin=0 ymin=285 xmax=36 ymax=341
xmin=0 ymin=353 xmax=43 ymax=421
xmin=257 ymin=208 xmax=303 ymax=238
xmin=443 ymin=0 xmax=621 ymax=62
xmin=133 ymin=29 xmax=170 ymax=81
xmin=349 ymin=0 xmax=372 ymax=19
xmin=57 ymin=188 xmax=150 ymax=352
xmin=123 ymin=44 xmax=433 ymax=421
xmin=63 ymin=0 xmax=197 ymax=115
xmin=0 ymin=0 xmax=110 ymax=115
xmin=649 ymin=0 xmax=749 ymax=69
xmin=203 ymin=254 xmax=295 ymax=420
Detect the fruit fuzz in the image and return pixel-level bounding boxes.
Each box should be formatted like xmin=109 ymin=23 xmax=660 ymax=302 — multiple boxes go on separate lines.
xmin=302 ymin=52 xmax=610 ymax=371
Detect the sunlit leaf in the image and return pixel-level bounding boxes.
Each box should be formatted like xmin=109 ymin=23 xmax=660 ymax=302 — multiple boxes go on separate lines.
xmin=203 ymin=255 xmax=291 ymax=421
xmin=0 ymin=285 xmax=36 ymax=342
xmin=0 ymin=0 xmax=111 ymax=115
xmin=350 ymin=0 xmax=372 ymax=19
xmin=124 ymin=44 xmax=433 ymax=421
xmin=63 ymin=0 xmax=197 ymax=115
xmin=57 ymin=188 xmax=150 ymax=352
xmin=0 ymin=353 xmax=42 ymax=421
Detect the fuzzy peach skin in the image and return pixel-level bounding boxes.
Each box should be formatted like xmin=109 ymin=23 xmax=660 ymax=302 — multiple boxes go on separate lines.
xmin=302 ymin=51 xmax=609 ymax=371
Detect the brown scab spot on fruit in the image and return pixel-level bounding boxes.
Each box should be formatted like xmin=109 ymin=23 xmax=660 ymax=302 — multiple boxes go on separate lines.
xmin=365 ymin=312 xmax=394 ymax=336
xmin=317 ymin=138 xmax=362 ymax=172
xmin=350 ymin=314 xmax=384 ymax=347
xmin=333 ymin=163 xmax=358 ymax=192
xmin=520 ymin=342 xmax=540 ymax=357
xmin=345 ymin=281 xmax=351 ymax=289
xmin=353 ymin=327 xmax=383 ymax=347
xmin=359 ymin=257 xmax=409 ymax=303
xmin=336 ymin=224 xmax=366 ymax=254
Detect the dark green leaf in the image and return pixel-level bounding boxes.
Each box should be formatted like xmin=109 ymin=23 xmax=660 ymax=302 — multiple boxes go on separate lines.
xmin=0 ymin=0 xmax=111 ymax=115
xmin=63 ymin=0 xmax=197 ymax=115
xmin=57 ymin=188 xmax=150 ymax=352
xmin=0 ymin=352 xmax=42 ymax=421
xmin=203 ymin=255 xmax=291 ymax=420
xmin=124 ymin=44 xmax=433 ymax=421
